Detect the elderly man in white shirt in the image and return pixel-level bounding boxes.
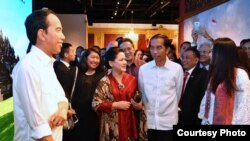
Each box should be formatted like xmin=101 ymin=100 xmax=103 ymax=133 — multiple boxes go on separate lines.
xmin=139 ymin=34 xmax=183 ymax=141
xmin=12 ymin=9 xmax=68 ymax=141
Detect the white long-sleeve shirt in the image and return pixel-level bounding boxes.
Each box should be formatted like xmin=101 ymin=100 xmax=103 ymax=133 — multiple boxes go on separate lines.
xmin=12 ymin=46 xmax=68 ymax=141
xmin=198 ymin=68 xmax=250 ymax=124
xmin=138 ymin=58 xmax=183 ymax=130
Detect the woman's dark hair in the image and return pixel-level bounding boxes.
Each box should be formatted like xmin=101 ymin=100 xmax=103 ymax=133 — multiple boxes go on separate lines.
xmin=105 ymin=47 xmax=124 ymax=69
xmin=208 ymin=37 xmax=237 ymax=95
xmin=134 ymin=49 xmax=144 ymax=57
xmin=25 ymin=8 xmax=55 ymax=53
xmin=236 ymin=47 xmax=250 ymax=78
xmin=92 ymin=45 xmax=101 ymax=51
xmin=79 ymin=47 xmax=104 ymax=73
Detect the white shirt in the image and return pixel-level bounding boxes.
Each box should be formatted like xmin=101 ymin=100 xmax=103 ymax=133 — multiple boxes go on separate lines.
xmin=198 ymin=68 xmax=250 ymax=124
xmin=199 ymin=63 xmax=209 ymax=70
xmin=60 ymin=59 xmax=70 ymax=68
xmin=138 ymin=58 xmax=183 ymax=130
xmin=12 ymin=46 xmax=68 ymax=141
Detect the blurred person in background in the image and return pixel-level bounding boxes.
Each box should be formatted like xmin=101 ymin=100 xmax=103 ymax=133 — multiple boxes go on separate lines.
xmin=70 ymin=47 xmax=106 ymax=141
xmin=198 ymin=38 xmax=250 ymax=125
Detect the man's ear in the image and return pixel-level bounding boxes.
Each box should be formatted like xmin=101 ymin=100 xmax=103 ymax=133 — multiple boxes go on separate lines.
xmin=37 ymin=29 xmax=46 ymax=41
xmin=166 ymin=47 xmax=170 ymax=54
xmin=64 ymin=52 xmax=69 ymax=58
xmin=195 ymin=57 xmax=199 ymax=64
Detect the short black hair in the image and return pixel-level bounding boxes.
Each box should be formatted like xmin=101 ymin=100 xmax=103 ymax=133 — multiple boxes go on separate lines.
xmin=59 ymin=43 xmax=72 ymax=59
xmin=149 ymin=34 xmax=171 ymax=48
xmin=118 ymin=38 xmax=134 ymax=48
xmin=240 ymin=38 xmax=250 ymax=47
xmin=181 ymin=41 xmax=191 ymax=48
xmin=25 ymin=8 xmax=55 ymax=53
xmin=185 ymin=47 xmax=200 ymax=58
xmin=116 ymin=36 xmax=124 ymax=45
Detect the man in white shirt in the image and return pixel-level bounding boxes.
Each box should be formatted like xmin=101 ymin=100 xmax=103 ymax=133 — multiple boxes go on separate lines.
xmin=139 ymin=34 xmax=183 ymax=141
xmin=12 ymin=8 xmax=68 ymax=141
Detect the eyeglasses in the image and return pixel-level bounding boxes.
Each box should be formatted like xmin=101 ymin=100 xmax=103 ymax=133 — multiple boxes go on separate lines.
xmin=243 ymin=47 xmax=250 ymax=50
xmin=199 ymin=50 xmax=211 ymax=54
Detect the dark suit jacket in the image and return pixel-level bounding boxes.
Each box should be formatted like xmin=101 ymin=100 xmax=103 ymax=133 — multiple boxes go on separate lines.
xmin=53 ymin=61 xmax=76 ymax=100
xmin=179 ymin=66 xmax=208 ymax=124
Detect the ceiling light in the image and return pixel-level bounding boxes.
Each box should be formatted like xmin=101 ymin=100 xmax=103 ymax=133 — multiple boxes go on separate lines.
xmin=125 ymin=10 xmax=138 ymax=40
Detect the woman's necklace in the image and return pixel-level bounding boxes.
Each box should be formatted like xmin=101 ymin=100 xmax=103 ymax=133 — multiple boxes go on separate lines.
xmin=112 ymin=71 xmax=124 ymax=89
xmin=118 ymin=83 xmax=125 ymax=89
xmin=85 ymin=70 xmax=96 ymax=75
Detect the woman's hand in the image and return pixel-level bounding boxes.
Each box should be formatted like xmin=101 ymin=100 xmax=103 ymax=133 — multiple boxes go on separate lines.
xmin=67 ymin=109 xmax=76 ymax=117
xmin=131 ymin=99 xmax=143 ymax=110
xmin=112 ymin=101 xmax=131 ymax=110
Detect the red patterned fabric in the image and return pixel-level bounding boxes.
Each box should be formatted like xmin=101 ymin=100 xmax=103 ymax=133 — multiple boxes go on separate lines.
xmin=93 ymin=73 xmax=138 ymax=141
xmin=108 ymin=73 xmax=138 ymax=141
xmin=205 ymin=83 xmax=235 ymax=124
xmin=213 ymin=84 xmax=235 ymax=124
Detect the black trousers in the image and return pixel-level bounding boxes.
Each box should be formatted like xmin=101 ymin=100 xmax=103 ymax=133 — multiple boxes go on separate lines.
xmin=148 ymin=129 xmax=173 ymax=141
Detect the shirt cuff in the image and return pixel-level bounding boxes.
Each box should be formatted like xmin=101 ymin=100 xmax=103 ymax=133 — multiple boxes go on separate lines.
xmin=98 ymin=102 xmax=113 ymax=113
xmin=31 ymin=123 xmax=52 ymax=139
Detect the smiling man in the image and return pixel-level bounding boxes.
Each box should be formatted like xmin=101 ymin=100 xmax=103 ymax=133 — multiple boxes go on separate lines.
xmin=179 ymin=47 xmax=208 ymax=125
xmin=119 ymin=38 xmax=144 ymax=78
xmin=12 ymin=9 xmax=68 ymax=141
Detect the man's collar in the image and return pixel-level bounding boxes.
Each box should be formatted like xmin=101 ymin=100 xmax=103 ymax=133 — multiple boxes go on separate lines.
xmin=30 ymin=45 xmax=55 ymax=65
xmin=186 ymin=66 xmax=196 ymax=75
xmin=151 ymin=57 xmax=170 ymax=69
xmin=60 ymin=59 xmax=70 ymax=68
